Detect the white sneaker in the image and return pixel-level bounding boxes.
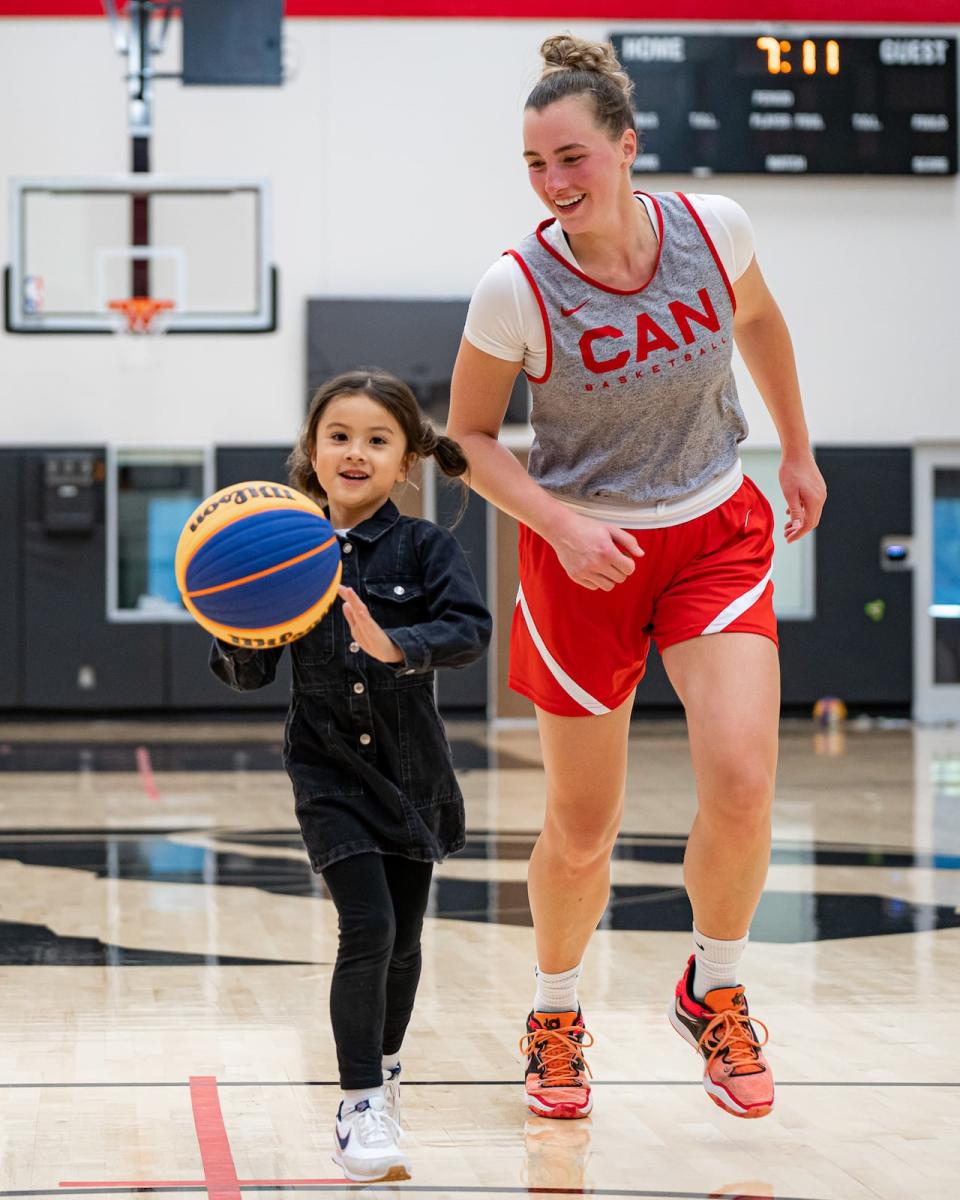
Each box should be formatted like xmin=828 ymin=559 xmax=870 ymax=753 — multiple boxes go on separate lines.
xmin=332 ymin=1096 xmax=411 ymax=1183
xmin=383 ymin=1063 xmax=402 ymax=1125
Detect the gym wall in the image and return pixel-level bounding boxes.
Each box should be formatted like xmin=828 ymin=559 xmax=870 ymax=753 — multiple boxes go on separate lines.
xmin=0 ymin=10 xmax=946 ymax=714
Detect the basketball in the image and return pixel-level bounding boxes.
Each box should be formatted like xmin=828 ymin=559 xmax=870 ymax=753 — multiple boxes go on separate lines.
xmin=175 ymin=481 xmax=341 ymax=647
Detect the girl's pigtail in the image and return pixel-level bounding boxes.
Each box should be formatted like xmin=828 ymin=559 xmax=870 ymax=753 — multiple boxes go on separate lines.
xmin=419 ymin=424 xmax=469 ymax=524
xmin=426 ymin=428 xmax=469 ymax=480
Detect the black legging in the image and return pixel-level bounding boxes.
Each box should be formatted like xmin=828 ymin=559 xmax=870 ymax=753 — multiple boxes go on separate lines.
xmin=321 ymin=852 xmax=434 ymax=1090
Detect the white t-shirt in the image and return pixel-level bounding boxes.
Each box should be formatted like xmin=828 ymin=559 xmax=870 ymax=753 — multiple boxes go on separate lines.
xmin=464 ymin=193 xmax=754 ymax=382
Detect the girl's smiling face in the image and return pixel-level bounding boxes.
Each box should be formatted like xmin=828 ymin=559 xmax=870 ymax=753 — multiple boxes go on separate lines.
xmin=312 ymin=391 xmax=412 ymax=528
xmin=522 ymin=95 xmax=636 ymax=232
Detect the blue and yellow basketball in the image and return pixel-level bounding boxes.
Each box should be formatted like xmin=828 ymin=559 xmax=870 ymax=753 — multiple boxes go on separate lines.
xmin=175 ymin=481 xmax=341 ymax=647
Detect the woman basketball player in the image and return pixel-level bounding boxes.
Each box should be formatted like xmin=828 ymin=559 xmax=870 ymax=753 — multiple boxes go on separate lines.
xmin=447 ymin=34 xmax=826 ymax=1122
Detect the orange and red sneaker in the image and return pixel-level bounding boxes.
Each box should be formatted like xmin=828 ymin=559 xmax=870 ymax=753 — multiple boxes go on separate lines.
xmin=519 ymin=1009 xmax=594 ymax=1119
xmin=669 ymin=955 xmax=774 ymax=1119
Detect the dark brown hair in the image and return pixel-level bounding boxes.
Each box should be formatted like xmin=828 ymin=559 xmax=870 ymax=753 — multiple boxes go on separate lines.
xmin=288 ymin=368 xmax=469 ymax=511
xmin=526 ymin=34 xmax=637 ymax=147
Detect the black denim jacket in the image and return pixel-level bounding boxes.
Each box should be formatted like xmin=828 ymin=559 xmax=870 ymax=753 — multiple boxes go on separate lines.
xmin=210 ymin=500 xmax=492 ymax=872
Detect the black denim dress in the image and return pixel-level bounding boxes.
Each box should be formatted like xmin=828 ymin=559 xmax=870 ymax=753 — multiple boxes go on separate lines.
xmin=210 ymin=500 xmax=492 ymax=872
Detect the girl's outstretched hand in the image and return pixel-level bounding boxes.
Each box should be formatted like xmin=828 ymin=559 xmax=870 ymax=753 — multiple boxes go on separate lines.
xmin=337 ymin=586 xmax=404 ymax=663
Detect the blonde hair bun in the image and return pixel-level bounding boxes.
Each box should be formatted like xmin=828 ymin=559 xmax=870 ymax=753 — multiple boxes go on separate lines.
xmin=539 ymin=34 xmax=633 ymax=101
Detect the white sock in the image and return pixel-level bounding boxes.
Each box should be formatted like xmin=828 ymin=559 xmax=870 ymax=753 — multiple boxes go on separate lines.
xmin=341 ymin=1085 xmax=384 ymax=1113
xmin=692 ymin=926 xmax=749 ymax=1002
xmin=382 ymin=1053 xmax=401 ymax=1075
xmin=533 ymin=962 xmax=582 ymax=1013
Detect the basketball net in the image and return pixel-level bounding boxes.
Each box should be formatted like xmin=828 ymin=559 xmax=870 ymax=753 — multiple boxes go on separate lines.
xmin=107 ymin=297 xmax=174 ymax=371
xmin=108 ymin=297 xmax=175 ymax=335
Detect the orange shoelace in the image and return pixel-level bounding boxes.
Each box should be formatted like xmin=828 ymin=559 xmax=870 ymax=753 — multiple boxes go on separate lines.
xmin=519 ymin=1023 xmax=595 ymax=1088
xmin=697 ymin=1009 xmax=769 ymax=1074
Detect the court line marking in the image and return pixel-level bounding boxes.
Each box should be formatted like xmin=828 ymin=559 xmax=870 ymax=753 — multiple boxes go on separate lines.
xmin=42 ymin=1187 xmax=824 ymax=1200
xmin=189 ymin=1076 xmax=241 ymax=1200
xmin=134 ymin=746 xmax=160 ymax=802
xmin=58 ymin=1183 xmax=346 ymax=1190
xmin=12 ymin=1079 xmax=959 ymax=1089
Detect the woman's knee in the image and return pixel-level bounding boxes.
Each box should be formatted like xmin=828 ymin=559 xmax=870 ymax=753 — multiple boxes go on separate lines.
xmin=542 ymin=797 xmax=622 ymax=871
xmin=699 ymin=762 xmax=775 ymax=829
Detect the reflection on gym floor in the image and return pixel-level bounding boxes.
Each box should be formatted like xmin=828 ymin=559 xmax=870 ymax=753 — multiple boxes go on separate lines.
xmin=0 ymin=719 xmax=956 ymax=1199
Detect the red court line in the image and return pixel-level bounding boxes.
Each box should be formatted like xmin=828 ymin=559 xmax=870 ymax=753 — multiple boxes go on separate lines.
xmin=189 ymin=1076 xmax=241 ymax=1200
xmin=134 ymin=745 xmax=160 ymax=802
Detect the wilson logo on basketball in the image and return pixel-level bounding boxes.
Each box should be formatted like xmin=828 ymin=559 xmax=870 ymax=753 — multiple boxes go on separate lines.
xmin=188 ymin=483 xmax=299 ymax=533
xmin=578 ymin=286 xmax=721 ymax=374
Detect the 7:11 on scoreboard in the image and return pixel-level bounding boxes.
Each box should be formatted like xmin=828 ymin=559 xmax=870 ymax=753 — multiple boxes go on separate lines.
xmin=756 ymin=36 xmax=840 ymax=76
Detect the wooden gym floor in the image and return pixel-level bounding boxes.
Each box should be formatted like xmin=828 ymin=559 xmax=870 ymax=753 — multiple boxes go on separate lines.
xmin=0 ymin=716 xmax=956 ymax=1199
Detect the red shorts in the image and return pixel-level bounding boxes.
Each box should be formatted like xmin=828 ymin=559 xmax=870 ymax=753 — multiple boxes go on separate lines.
xmin=510 ymin=477 xmax=778 ymax=716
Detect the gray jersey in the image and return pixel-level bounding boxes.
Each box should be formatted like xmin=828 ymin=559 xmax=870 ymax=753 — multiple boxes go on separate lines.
xmin=510 ymin=191 xmax=748 ymax=506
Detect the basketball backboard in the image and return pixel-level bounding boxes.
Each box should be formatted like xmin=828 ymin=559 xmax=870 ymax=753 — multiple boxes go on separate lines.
xmin=5 ymin=175 xmax=276 ymax=333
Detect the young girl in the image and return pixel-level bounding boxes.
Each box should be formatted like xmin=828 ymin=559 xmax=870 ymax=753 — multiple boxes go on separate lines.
xmin=211 ymin=369 xmax=492 ymax=1182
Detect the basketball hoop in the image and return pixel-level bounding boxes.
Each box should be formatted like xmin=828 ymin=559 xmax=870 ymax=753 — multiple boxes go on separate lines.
xmin=108 ymin=297 xmax=175 ymax=335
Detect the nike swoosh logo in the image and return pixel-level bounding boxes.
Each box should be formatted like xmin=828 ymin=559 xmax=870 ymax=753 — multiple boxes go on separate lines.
xmin=336 ymin=1128 xmax=351 ymax=1150
xmin=560 ymin=300 xmax=589 ymax=317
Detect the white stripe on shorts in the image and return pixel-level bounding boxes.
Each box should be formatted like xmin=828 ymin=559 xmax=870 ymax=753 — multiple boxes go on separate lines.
xmin=517 ymin=585 xmax=611 ymax=716
xmin=701 ymin=567 xmax=774 ymax=636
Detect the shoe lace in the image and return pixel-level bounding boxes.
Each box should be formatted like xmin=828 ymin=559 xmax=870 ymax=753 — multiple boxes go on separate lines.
xmin=352 ymin=1104 xmax=402 ymax=1148
xmin=519 ymin=1022 xmax=594 ymax=1088
xmin=697 ymin=1008 xmax=769 ymax=1074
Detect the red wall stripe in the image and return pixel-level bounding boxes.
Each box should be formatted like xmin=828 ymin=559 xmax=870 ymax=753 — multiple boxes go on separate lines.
xmin=2 ymin=2 xmax=959 ymax=21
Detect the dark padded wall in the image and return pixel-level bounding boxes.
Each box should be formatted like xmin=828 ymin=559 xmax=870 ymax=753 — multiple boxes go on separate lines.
xmin=0 ymin=445 xmax=913 ymax=713
xmin=436 ymin=483 xmax=487 ymax=712
xmin=307 ymin=298 xmax=529 ymax=425
xmin=630 ymin=447 xmax=913 ymax=713
xmin=778 ymin=447 xmax=911 ymax=707
xmin=0 ymin=452 xmax=21 ymax=706
xmin=21 ymin=450 xmax=166 ymax=709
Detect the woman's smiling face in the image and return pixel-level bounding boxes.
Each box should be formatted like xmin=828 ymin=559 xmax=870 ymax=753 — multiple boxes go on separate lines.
xmin=522 ymin=95 xmax=636 ymax=231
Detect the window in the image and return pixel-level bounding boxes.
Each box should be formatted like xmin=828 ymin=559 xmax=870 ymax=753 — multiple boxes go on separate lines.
xmin=741 ymin=449 xmax=816 ymax=619
xmin=107 ymin=447 xmax=212 ymax=621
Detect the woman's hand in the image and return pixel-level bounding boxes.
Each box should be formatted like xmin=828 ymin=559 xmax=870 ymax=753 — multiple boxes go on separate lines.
xmin=338 ymin=586 xmax=404 ymax=663
xmin=779 ymin=452 xmax=827 ymax=543
xmin=551 ymin=512 xmax=644 ymax=590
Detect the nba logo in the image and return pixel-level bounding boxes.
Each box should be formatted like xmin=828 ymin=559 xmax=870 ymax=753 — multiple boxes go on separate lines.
xmin=24 ymin=275 xmax=45 ymax=314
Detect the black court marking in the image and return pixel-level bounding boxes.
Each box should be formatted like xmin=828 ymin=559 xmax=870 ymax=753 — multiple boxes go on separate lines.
xmin=212 ymin=829 xmax=960 ymax=872
xmin=0 ymin=739 xmax=534 ymax=774
xmin=0 ymin=831 xmax=957 ymax=949
xmin=0 ymin=919 xmax=311 ymax=967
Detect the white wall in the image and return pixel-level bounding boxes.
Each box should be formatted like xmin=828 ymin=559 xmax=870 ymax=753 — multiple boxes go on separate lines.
xmin=1 ymin=16 xmax=959 ymax=447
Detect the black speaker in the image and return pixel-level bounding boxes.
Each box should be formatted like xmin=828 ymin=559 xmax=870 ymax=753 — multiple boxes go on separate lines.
xmin=182 ymin=0 xmax=283 ymax=86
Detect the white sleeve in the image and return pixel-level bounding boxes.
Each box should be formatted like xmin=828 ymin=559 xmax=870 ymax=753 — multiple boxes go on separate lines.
xmin=687 ymin=193 xmax=756 ymax=282
xmin=463 ymin=256 xmax=528 ymax=363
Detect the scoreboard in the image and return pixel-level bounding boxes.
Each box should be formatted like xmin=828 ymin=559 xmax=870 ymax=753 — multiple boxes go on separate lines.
xmin=611 ymin=33 xmax=957 ymax=176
